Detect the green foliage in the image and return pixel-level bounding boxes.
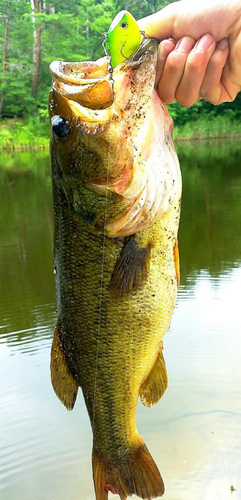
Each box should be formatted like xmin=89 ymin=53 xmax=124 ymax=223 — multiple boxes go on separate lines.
xmin=0 ymin=116 xmax=49 ymax=147
xmin=168 ymin=94 xmax=241 ymax=128
xmin=0 ymin=0 xmax=161 ymax=120
xmin=173 ymin=110 xmax=241 ymax=140
xmin=0 ymin=0 xmax=240 ymax=145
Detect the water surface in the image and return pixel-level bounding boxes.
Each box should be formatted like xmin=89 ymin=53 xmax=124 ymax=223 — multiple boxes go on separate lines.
xmin=0 ymin=143 xmax=241 ymax=500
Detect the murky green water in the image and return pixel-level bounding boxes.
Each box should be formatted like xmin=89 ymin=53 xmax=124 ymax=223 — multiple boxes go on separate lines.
xmin=0 ymin=142 xmax=241 ymax=500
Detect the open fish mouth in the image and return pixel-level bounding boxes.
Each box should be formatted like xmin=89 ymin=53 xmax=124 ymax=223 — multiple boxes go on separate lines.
xmin=49 ymin=37 xmax=157 ymax=110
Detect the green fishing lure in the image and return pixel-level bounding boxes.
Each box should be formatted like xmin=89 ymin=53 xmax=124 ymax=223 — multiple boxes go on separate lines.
xmin=104 ymin=10 xmax=142 ymax=69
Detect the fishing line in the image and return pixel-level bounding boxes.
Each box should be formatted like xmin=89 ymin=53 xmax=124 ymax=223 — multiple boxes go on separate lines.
xmin=92 ymin=97 xmax=112 ymax=430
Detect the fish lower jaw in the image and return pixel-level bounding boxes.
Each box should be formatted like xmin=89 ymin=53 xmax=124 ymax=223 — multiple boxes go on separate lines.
xmin=67 ymin=99 xmax=113 ymax=127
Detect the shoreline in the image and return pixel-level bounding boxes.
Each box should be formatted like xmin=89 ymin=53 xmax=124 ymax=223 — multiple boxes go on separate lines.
xmin=175 ymin=133 xmax=241 ymax=142
xmin=0 ymin=144 xmax=48 ymax=152
xmin=1 ymin=133 xmax=241 ymax=152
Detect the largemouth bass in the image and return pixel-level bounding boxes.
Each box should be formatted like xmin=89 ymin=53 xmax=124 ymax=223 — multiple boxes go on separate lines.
xmin=49 ymin=36 xmax=181 ymax=500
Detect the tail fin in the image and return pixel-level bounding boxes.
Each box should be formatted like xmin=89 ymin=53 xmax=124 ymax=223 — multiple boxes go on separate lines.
xmin=92 ymin=438 xmax=164 ymax=500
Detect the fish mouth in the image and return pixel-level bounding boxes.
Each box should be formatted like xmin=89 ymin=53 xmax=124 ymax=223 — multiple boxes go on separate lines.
xmin=49 ymin=57 xmax=113 ymax=110
xmin=48 ymin=36 xmax=181 ymax=240
xmin=49 ymin=37 xmax=158 ymax=110
xmin=128 ymin=35 xmax=158 ymax=63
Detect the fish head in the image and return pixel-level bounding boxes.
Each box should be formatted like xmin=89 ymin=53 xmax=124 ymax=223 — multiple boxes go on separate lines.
xmin=49 ymin=37 xmax=181 ymax=237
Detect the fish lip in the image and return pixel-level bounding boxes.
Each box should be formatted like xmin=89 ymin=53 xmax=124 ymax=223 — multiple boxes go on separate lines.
xmin=49 ymin=58 xmax=111 ymax=86
xmin=128 ymin=36 xmax=159 ymax=63
xmin=49 ymin=57 xmax=114 ymax=110
xmin=49 ymin=37 xmax=158 ymax=86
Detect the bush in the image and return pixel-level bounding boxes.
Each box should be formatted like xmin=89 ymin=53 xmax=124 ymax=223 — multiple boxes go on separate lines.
xmin=0 ymin=115 xmax=50 ymax=148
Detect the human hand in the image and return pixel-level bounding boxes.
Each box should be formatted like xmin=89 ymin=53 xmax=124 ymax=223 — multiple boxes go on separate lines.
xmin=138 ymin=0 xmax=241 ymax=107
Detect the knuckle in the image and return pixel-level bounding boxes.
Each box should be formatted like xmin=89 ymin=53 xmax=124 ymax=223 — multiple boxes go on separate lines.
xmin=186 ymin=55 xmax=203 ymax=71
xmin=167 ymin=53 xmax=186 ymax=71
xmin=209 ymin=53 xmax=225 ymax=69
xmin=187 ymin=49 xmax=210 ymax=71
xmin=158 ymin=81 xmax=176 ymax=104
xmin=176 ymin=96 xmax=194 ymax=108
xmin=205 ymin=96 xmax=218 ymax=105
xmin=182 ymin=101 xmax=193 ymax=108
xmin=165 ymin=96 xmax=176 ymax=104
xmin=176 ymin=87 xmax=197 ymax=107
xmin=158 ymin=87 xmax=175 ymax=104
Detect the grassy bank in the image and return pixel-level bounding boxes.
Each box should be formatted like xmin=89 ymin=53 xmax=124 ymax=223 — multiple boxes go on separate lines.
xmin=1 ymin=111 xmax=241 ymax=150
xmin=0 ymin=116 xmax=50 ymax=150
xmin=173 ymin=111 xmax=241 ymax=141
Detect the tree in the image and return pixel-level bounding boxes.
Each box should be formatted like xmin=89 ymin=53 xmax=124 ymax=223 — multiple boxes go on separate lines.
xmin=0 ymin=0 xmax=11 ymax=114
xmin=0 ymin=0 xmax=239 ymax=122
xmin=30 ymin=0 xmax=42 ymax=97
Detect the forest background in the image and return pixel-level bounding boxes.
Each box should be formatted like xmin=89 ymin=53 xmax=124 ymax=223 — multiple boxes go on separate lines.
xmin=0 ymin=0 xmax=241 ymax=147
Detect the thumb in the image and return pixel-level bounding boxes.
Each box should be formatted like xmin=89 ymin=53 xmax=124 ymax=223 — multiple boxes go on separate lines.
xmin=138 ymin=0 xmax=239 ymax=42
xmin=138 ymin=3 xmax=177 ymax=40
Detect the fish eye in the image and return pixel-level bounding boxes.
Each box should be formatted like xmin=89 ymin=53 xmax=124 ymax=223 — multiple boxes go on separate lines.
xmin=120 ymin=22 xmax=128 ymax=29
xmin=51 ymin=115 xmax=70 ymax=138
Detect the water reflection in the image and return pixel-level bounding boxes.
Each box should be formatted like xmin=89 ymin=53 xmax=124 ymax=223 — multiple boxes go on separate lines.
xmin=177 ymin=140 xmax=241 ymax=282
xmin=0 ymin=142 xmax=240 ymax=500
xmin=0 ymin=152 xmax=55 ymax=348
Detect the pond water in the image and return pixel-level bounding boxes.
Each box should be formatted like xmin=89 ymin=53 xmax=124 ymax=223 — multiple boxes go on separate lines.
xmin=0 ymin=141 xmax=241 ymax=500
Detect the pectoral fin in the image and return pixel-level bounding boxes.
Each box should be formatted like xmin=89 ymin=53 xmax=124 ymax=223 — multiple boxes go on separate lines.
xmin=108 ymin=236 xmax=151 ymax=298
xmin=140 ymin=343 xmax=168 ymax=407
xmin=50 ymin=327 xmax=79 ymax=410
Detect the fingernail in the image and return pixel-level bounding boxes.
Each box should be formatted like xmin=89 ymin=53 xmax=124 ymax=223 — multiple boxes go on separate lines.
xmin=175 ymin=36 xmax=195 ymax=54
xmin=159 ymin=38 xmax=176 ymax=59
xmin=168 ymin=37 xmax=177 ymax=44
xmin=195 ymin=34 xmax=214 ymax=51
xmin=217 ymin=38 xmax=229 ymax=50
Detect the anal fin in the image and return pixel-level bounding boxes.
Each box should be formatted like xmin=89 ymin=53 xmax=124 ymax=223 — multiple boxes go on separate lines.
xmin=140 ymin=343 xmax=168 ymax=408
xmin=50 ymin=327 xmax=79 ymax=410
xmin=108 ymin=236 xmax=152 ymax=298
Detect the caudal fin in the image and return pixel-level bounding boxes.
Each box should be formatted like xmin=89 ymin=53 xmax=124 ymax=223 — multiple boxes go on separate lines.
xmin=92 ymin=438 xmax=164 ymax=500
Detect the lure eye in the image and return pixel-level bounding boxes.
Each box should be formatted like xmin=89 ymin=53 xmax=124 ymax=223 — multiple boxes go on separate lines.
xmin=120 ymin=22 xmax=128 ymax=29
xmin=51 ymin=115 xmax=70 ymax=138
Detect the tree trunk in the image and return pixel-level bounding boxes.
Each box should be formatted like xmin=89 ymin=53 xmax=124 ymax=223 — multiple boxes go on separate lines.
xmin=31 ymin=0 xmax=42 ymax=97
xmin=30 ymin=0 xmax=37 ymax=63
xmin=0 ymin=0 xmax=11 ymax=116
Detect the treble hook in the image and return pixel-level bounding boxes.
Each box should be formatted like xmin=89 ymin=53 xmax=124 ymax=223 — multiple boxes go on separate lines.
xmin=102 ymin=32 xmax=113 ymax=81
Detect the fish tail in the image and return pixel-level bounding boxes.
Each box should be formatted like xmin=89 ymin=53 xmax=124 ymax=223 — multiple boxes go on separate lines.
xmin=92 ymin=437 xmax=164 ymax=500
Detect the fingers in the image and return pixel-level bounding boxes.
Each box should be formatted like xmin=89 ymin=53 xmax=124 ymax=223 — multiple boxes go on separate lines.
xmin=155 ymin=38 xmax=176 ymax=85
xmin=200 ymin=38 xmax=230 ymax=104
xmin=175 ymin=34 xmax=216 ymax=106
xmin=157 ymin=34 xmax=216 ymax=106
xmin=157 ymin=36 xmax=196 ymax=103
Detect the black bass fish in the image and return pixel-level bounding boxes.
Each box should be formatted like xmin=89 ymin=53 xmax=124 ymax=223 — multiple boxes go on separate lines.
xmin=49 ymin=36 xmax=181 ymax=500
